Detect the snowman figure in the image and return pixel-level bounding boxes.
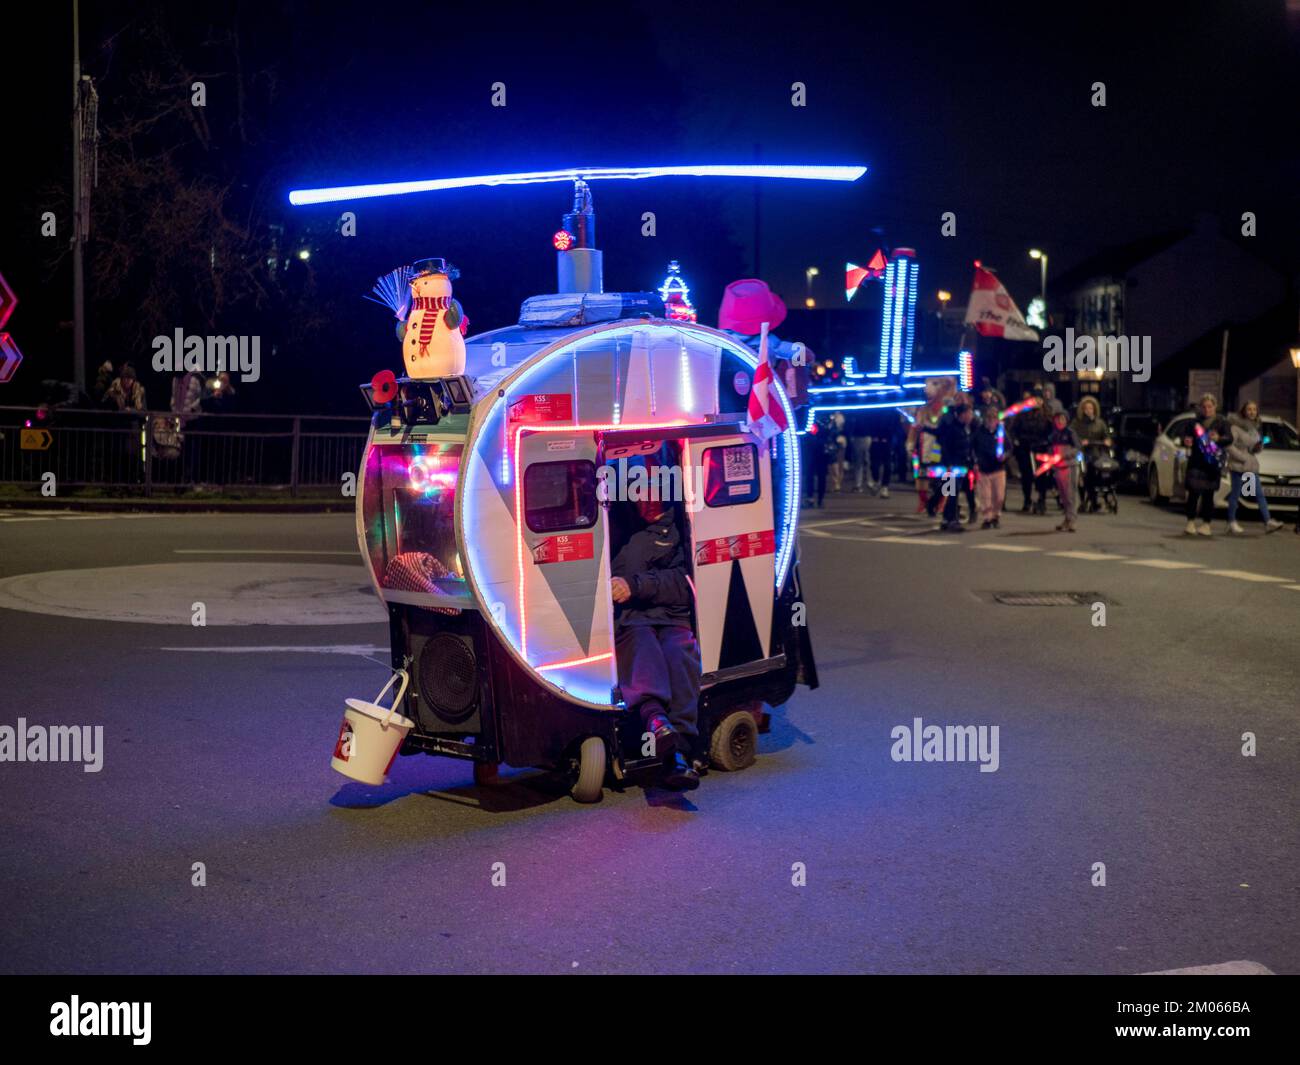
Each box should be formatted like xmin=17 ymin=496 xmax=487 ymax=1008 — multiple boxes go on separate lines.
xmin=400 ymin=258 xmax=466 ymax=379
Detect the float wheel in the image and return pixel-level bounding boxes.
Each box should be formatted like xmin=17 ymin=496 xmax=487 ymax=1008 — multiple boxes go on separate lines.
xmin=709 ymin=711 xmax=758 ymax=772
xmin=571 ymin=736 xmax=606 ymax=803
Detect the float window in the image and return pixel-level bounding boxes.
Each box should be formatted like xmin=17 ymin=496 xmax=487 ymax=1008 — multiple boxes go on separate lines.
xmin=524 ymin=460 xmax=598 ymax=533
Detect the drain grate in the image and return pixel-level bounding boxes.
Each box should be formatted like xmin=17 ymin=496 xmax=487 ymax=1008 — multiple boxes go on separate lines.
xmin=992 ymin=591 xmax=1099 ymax=607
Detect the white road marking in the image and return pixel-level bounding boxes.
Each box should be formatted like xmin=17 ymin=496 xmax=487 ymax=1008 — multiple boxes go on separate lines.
xmin=801 ymin=517 xmax=875 ymax=530
xmin=54 ymin=514 xmax=116 ymax=520
xmin=970 ymin=543 xmax=1041 ymax=553
xmin=1122 ymin=558 xmax=1203 ymax=570
xmin=1200 ymin=569 xmax=1292 ymax=583
xmin=802 ymin=528 xmax=833 ymax=538
xmin=1142 ymin=960 xmax=1274 ymax=976
xmin=871 ymin=536 xmax=959 ymax=546
xmin=173 ymin=549 xmax=358 ymax=556
xmin=1049 ymin=551 xmax=1129 ymax=561
xmin=1283 ymin=585 xmax=1300 ymax=593
xmin=0 ymin=517 xmax=51 ymax=522
xmin=161 ymin=644 xmax=389 ymax=655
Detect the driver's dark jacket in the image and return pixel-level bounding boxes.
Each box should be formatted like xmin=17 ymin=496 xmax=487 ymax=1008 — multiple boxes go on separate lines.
xmin=610 ymin=512 xmax=693 ymax=627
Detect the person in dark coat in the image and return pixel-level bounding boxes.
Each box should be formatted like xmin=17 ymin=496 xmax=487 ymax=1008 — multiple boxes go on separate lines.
xmin=1181 ymin=393 xmax=1231 ymax=536
xmin=1011 ymin=390 xmax=1047 ymax=512
xmin=611 ymin=496 xmax=701 ymax=790
xmin=868 ymin=409 xmax=904 ymax=498
xmin=1014 ymin=393 xmax=1054 ymax=514
xmin=1046 ymin=410 xmax=1081 ymax=532
xmin=921 ymin=401 xmax=975 ymax=532
xmin=1071 ymin=396 xmax=1111 ymax=512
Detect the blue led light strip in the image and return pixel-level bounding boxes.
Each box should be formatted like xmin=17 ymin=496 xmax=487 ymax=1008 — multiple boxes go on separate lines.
xmin=879 ymin=260 xmax=896 ymax=375
xmin=290 ymin=164 xmax=868 ymax=205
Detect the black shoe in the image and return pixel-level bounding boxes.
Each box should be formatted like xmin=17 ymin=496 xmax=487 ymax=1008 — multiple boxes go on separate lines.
xmin=942 ymin=520 xmax=966 ymax=533
xmin=646 ymin=713 xmax=681 ymax=757
xmin=661 ymin=751 xmax=700 ymax=791
xmin=1020 ymin=502 xmax=1031 ymax=512
xmin=992 ymin=518 xmax=1001 ymax=529
xmin=981 ymin=520 xmax=993 ymax=529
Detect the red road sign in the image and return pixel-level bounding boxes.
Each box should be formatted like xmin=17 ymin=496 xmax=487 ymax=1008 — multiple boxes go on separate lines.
xmin=0 ymin=271 xmax=15 ymax=331
xmin=0 ymin=332 xmax=21 ymax=384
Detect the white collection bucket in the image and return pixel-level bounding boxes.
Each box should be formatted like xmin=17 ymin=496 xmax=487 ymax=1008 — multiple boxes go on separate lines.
xmin=330 ymin=670 xmax=413 ymax=785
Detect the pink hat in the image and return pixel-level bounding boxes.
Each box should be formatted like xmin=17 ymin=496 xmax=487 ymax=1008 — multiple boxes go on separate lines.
xmin=718 ymin=279 xmax=787 ymax=335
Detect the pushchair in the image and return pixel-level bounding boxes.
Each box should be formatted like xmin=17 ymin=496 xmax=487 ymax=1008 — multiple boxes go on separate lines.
xmin=1080 ymin=444 xmax=1120 ymax=514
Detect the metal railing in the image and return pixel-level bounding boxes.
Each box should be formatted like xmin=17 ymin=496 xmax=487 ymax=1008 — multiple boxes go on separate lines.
xmin=0 ymin=406 xmax=369 ymax=496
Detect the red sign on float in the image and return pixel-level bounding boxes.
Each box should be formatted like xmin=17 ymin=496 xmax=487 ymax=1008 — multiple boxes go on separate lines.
xmin=509 ymin=393 xmax=573 ymax=423
xmin=694 ymin=529 xmax=776 ymax=566
xmin=532 ymin=532 xmax=594 ymax=565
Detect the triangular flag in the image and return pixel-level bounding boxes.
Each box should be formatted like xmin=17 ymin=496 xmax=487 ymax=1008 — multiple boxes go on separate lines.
xmin=845 ymin=263 xmax=867 ymax=301
xmin=844 ymin=249 xmax=889 ymax=302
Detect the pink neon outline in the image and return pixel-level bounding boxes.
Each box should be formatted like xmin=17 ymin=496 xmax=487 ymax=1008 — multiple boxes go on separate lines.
xmin=536 ymin=651 xmax=614 ymax=672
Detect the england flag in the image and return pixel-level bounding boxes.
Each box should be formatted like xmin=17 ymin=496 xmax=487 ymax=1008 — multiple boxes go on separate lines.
xmin=745 ymin=323 xmax=789 ymax=442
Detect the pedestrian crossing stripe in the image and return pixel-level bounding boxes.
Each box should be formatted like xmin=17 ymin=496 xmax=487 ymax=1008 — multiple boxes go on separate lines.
xmin=970 ymin=544 xmax=1041 ymax=552
xmin=1200 ymin=569 xmax=1292 ymax=583
xmin=871 ymin=536 xmax=959 ymax=546
xmin=1121 ymin=558 xmax=1203 ymax=569
xmin=1049 ymin=551 xmax=1129 ymax=561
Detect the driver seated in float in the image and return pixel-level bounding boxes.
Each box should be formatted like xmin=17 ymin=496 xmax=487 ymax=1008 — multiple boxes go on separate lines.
xmin=608 ymin=465 xmax=702 ymax=792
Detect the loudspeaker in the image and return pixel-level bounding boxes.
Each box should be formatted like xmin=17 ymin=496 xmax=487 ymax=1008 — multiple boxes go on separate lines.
xmin=406 ymin=624 xmax=483 ymax=735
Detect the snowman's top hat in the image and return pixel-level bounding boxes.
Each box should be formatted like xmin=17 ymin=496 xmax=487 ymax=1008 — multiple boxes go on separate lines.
xmin=412 ymin=257 xmax=459 ymax=280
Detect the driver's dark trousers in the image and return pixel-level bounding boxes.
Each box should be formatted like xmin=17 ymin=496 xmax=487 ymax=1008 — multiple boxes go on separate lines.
xmin=615 ymin=623 xmax=700 ymax=748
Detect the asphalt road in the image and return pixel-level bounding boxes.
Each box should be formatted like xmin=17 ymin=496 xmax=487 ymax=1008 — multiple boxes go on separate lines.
xmin=1 ymin=486 xmax=1297 ymax=974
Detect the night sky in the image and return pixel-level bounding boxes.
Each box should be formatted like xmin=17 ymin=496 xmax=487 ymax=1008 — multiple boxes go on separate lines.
xmin=4 ymin=1 xmax=1297 ymax=410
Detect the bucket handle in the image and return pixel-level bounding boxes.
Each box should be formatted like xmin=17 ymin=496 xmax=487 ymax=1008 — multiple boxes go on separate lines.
xmin=373 ymin=669 xmax=410 ymax=728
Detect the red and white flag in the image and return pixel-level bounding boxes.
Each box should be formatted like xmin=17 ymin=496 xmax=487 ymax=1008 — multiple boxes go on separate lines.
xmin=964 ymin=265 xmax=1040 ymax=341
xmin=745 ymin=322 xmax=789 ymax=442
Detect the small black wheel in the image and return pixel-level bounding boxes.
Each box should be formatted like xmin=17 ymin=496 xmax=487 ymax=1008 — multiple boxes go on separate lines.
xmin=571 ymin=736 xmax=606 ymax=803
xmin=709 ymin=711 xmax=758 ymax=772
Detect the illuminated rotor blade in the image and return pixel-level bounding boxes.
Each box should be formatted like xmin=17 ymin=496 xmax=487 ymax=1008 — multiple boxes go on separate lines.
xmin=289 ymin=164 xmax=867 ymax=205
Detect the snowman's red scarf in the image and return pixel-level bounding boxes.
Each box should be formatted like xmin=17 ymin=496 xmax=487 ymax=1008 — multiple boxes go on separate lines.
xmin=410 ymin=296 xmax=454 ymax=355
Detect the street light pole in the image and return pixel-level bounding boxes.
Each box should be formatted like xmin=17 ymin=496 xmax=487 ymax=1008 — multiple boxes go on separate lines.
xmin=1029 ymin=249 xmax=1047 ymax=307
xmin=71 ymin=0 xmax=86 ymax=394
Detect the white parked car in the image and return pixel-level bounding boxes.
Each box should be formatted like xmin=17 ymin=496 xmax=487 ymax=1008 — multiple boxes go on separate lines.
xmin=1147 ymin=412 xmax=1300 ymax=512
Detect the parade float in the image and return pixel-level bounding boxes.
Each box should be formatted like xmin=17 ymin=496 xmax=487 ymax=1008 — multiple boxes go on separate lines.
xmin=293 ymin=166 xmax=867 ymax=800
